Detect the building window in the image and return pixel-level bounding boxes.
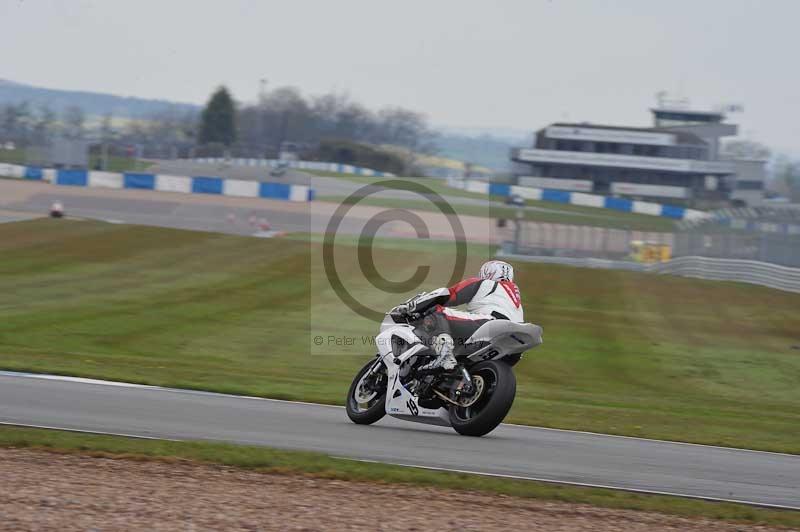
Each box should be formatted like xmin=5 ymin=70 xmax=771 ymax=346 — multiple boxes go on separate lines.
xmin=736 ymin=180 xmax=764 ymax=190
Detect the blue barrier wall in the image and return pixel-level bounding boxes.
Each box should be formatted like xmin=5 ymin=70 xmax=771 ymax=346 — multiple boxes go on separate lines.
xmin=24 ymin=167 xmax=43 ymax=180
xmin=488 ymin=182 xmax=511 ymax=197
xmin=541 ymin=189 xmax=571 ymax=203
xmin=191 ymin=176 xmax=224 ymax=195
xmin=259 ymin=182 xmax=291 ymax=200
xmin=604 ymin=197 xmax=633 ymax=212
xmin=123 ymin=173 xmax=156 ymax=190
xmin=56 ymin=169 xmax=88 ymax=186
xmin=459 ymin=178 xmax=707 ymax=221
xmin=661 ymin=205 xmax=687 ymax=219
xmin=1 ymin=163 xmax=314 ymax=202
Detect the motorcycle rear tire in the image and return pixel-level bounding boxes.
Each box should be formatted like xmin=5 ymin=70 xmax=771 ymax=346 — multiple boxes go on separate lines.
xmin=449 ymin=360 xmax=516 ymax=437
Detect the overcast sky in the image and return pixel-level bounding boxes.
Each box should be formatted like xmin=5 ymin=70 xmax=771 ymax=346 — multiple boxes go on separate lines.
xmin=2 ymin=0 xmax=797 ymax=153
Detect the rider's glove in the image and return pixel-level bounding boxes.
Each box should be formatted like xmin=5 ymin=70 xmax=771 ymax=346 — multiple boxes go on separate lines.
xmin=391 ymin=301 xmax=417 ymax=317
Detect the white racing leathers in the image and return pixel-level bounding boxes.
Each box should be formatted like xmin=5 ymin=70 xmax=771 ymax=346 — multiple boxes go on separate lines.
xmin=409 ymin=277 xmax=525 ymax=354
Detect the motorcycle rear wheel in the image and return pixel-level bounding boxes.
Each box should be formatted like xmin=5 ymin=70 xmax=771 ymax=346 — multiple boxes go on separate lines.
xmin=346 ymin=358 xmax=387 ymax=425
xmin=449 ymin=360 xmax=516 ymax=437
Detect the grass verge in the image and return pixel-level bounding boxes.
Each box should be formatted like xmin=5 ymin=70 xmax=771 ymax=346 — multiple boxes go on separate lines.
xmin=309 ymin=170 xmax=677 ymax=231
xmin=306 ymin=170 xmax=490 ymax=200
xmin=1 ymin=219 xmax=798 ymax=453
xmin=317 ymin=194 xmax=675 ymax=231
xmin=1 ymin=425 xmax=797 ymax=528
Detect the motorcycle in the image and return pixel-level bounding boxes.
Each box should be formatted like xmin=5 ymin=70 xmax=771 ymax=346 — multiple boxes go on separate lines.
xmin=346 ymin=299 xmax=543 ymax=437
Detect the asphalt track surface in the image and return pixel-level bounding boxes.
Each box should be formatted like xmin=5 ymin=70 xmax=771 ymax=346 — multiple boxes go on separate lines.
xmin=147 ymin=159 xmax=619 ymax=220
xmin=0 ymin=180 xmax=509 ymax=243
xmin=1 ymin=372 xmax=798 ymax=509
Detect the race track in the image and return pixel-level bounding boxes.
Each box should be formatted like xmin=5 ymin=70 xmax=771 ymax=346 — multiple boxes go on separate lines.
xmin=0 ymin=180 xmax=510 ymax=242
xmin=1 ymin=371 xmax=798 ymax=509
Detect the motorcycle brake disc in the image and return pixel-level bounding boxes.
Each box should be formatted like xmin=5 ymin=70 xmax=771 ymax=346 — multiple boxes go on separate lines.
xmin=455 ymin=375 xmax=485 ymax=407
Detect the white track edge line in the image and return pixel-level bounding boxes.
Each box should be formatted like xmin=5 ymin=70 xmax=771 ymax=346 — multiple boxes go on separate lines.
xmin=0 ymin=371 xmax=342 ymax=409
xmin=333 ymin=457 xmax=800 ymax=511
xmin=0 ymin=421 xmax=182 ymax=442
xmin=1 ymin=370 xmax=798 ymax=458
xmin=500 ymin=423 xmax=800 ymax=458
xmin=2 ymin=420 xmax=796 ymax=511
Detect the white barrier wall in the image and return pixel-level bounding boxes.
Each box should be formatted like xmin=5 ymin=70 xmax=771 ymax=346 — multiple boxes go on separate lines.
xmin=155 ymin=175 xmax=192 ymax=194
xmin=0 ymin=164 xmax=314 ymax=202
xmin=223 ymin=179 xmax=260 ymax=198
xmin=88 ymin=171 xmax=123 ymax=189
xmin=0 ymin=163 xmax=24 ymax=178
xmin=570 ymin=192 xmax=605 ymax=208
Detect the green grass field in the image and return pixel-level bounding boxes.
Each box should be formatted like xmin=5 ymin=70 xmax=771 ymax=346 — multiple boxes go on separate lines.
xmin=1 ymin=426 xmax=797 ymax=528
xmin=317 ymin=195 xmax=676 ymax=231
xmin=306 ymin=170 xmax=491 ymax=200
xmin=1 ymin=219 xmax=799 ymax=452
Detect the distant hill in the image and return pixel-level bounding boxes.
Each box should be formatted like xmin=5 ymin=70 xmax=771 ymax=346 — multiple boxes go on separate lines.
xmin=0 ymin=79 xmax=199 ymax=118
xmin=0 ymin=79 xmax=530 ymax=170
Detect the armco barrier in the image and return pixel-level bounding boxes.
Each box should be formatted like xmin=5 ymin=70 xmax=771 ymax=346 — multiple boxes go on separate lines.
xmin=456 ymin=178 xmax=709 ymax=222
xmin=497 ymin=252 xmax=800 ymax=294
xmin=0 ymin=164 xmax=313 ymax=202
xmin=192 ymin=157 xmax=394 ymax=177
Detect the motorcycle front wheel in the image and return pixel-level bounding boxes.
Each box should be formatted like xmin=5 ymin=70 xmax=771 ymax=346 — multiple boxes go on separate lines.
xmin=449 ymin=360 xmax=516 ymax=437
xmin=346 ymin=358 xmax=387 ymax=425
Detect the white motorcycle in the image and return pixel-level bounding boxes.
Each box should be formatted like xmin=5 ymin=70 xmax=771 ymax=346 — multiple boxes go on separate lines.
xmin=346 ymin=303 xmax=543 ymax=437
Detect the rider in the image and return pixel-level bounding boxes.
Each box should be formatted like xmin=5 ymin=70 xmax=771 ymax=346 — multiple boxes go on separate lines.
xmin=391 ymin=260 xmax=524 ymax=371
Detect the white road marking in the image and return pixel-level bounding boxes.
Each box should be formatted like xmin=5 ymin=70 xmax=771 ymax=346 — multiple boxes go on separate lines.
xmin=333 ymin=456 xmax=800 ymax=511
xmin=0 ymin=421 xmax=181 ymax=442
xmin=2 ymin=415 xmax=796 ymax=511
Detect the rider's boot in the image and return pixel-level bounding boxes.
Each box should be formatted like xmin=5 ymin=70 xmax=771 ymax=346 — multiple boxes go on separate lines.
xmin=419 ymin=333 xmax=456 ymax=371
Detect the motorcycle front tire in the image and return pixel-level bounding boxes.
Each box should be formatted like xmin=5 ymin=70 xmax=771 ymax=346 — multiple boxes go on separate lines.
xmin=346 ymin=359 xmax=387 ymax=425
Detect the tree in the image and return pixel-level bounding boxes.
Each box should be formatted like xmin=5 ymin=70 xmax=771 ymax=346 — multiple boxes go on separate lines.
xmin=199 ymin=86 xmax=237 ymax=146
xmin=315 ymin=139 xmax=407 ymax=175
xmin=229 ymin=85 xmax=437 ymax=160
xmin=1 ymin=102 xmax=33 ymax=142
xmin=32 ymin=104 xmax=56 ymax=144
xmin=100 ymin=112 xmax=114 ymax=141
xmin=62 ymin=105 xmax=86 ymax=140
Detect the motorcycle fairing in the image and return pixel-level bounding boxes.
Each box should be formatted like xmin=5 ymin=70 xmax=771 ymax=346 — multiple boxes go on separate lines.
xmin=376 ymin=324 xmax=451 ymax=425
xmin=465 ymin=322 xmax=543 ymax=362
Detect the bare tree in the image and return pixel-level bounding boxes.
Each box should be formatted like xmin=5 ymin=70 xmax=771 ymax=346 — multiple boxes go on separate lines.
xmin=235 ymin=85 xmax=437 ymax=159
xmin=32 ymin=104 xmax=57 ymax=144
xmin=100 ymin=112 xmax=114 ymax=141
xmin=1 ymin=102 xmax=33 ymax=143
xmin=62 ymin=105 xmax=86 ymax=140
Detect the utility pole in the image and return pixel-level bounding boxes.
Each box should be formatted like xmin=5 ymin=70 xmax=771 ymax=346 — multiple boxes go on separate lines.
xmin=513 ymin=205 xmax=524 ymax=254
xmin=259 ymin=78 xmax=268 ymax=158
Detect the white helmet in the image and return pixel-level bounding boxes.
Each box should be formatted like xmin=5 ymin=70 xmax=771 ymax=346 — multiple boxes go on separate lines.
xmin=479 ymin=260 xmax=514 ymax=282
